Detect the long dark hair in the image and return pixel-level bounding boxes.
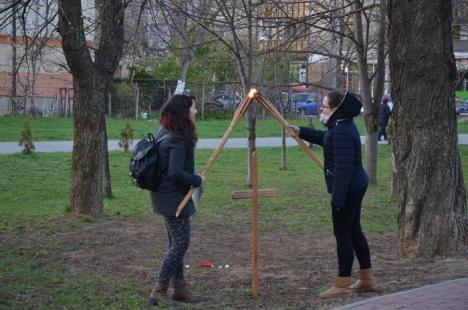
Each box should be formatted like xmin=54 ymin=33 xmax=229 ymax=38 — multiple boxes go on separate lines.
xmin=160 ymin=94 xmax=198 ymax=150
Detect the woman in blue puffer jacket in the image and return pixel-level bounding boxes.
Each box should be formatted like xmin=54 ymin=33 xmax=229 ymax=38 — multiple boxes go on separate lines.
xmin=290 ymin=91 xmax=375 ymax=299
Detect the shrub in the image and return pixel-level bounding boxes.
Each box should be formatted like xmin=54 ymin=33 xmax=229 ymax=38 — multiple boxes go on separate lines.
xmin=18 ymin=119 xmax=35 ymax=155
xmin=118 ymin=121 xmax=134 ymax=152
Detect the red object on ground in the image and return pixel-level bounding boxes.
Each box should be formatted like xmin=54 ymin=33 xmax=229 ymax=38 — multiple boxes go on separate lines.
xmin=200 ymin=261 xmax=214 ymax=268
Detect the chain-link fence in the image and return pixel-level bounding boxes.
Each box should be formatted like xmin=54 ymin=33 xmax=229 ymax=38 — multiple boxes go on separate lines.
xmin=0 ymin=95 xmax=73 ymax=117
xmin=0 ymin=79 xmax=321 ymax=119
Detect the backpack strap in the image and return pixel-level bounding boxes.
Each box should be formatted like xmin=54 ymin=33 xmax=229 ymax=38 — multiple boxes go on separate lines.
xmin=152 ymin=126 xmax=171 ymax=145
xmin=156 ymin=133 xmax=170 ymax=144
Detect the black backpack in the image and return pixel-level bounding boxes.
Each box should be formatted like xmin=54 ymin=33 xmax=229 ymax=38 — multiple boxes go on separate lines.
xmin=129 ymin=129 xmax=170 ymax=191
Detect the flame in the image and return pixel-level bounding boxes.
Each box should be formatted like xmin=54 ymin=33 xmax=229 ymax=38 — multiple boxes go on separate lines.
xmin=248 ymin=88 xmax=258 ymax=98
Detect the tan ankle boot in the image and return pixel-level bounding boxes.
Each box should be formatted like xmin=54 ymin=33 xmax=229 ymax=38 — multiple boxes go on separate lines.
xmin=318 ymin=276 xmax=352 ymax=299
xmin=350 ymin=268 xmax=376 ymax=292
xmin=148 ymin=283 xmax=174 ymax=305
xmin=172 ymin=280 xmax=201 ymax=303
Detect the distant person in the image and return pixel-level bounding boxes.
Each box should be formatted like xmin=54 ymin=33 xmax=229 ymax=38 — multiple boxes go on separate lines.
xmin=378 ymin=98 xmax=391 ymax=141
xmin=289 ymin=91 xmax=375 ymax=299
xmin=147 ymin=94 xmax=205 ymax=305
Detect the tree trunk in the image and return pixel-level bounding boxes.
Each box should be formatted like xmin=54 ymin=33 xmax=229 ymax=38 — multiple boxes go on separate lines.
xmin=245 ymin=0 xmax=255 ymax=186
xmin=69 ymin=76 xmax=106 ymax=215
xmin=101 ymin=112 xmax=113 ymax=198
xmin=244 ymin=84 xmax=256 ymax=186
xmin=388 ymin=0 xmax=466 ymax=257
xmin=10 ymin=3 xmax=17 ymax=116
xmin=58 ymin=0 xmax=124 ymax=215
xmin=373 ymin=0 xmax=387 ymax=117
xmin=353 ymin=2 xmax=379 ymax=184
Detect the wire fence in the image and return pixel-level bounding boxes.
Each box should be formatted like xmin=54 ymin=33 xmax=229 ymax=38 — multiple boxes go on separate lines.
xmin=0 ymin=79 xmax=324 ymax=119
xmin=0 ymin=95 xmax=73 ymax=117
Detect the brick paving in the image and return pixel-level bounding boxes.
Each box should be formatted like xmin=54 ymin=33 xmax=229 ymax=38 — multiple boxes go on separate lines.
xmin=332 ymin=277 xmax=468 ymax=310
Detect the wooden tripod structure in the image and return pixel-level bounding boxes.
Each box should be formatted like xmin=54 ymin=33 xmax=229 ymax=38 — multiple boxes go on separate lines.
xmin=175 ymin=89 xmax=325 ymax=298
xmin=175 ymin=88 xmax=324 ymax=218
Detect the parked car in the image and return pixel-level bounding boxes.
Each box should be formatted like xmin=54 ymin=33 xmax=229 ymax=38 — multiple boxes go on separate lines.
xmin=456 ymin=101 xmax=468 ymax=115
xmin=215 ymin=92 xmax=243 ymax=109
xmin=292 ymin=92 xmax=322 ymax=115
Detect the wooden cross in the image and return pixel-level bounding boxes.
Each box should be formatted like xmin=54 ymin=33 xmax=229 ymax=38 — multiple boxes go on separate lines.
xmin=231 ymin=151 xmax=278 ymax=298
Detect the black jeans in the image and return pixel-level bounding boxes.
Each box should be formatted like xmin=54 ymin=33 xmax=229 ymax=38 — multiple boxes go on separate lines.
xmin=157 ymin=216 xmax=191 ymax=284
xmin=332 ymin=186 xmax=371 ymax=277
xmin=378 ymin=124 xmax=387 ymax=140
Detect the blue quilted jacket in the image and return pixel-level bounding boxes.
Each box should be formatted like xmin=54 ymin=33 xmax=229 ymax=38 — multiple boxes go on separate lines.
xmin=299 ymin=93 xmax=368 ymax=210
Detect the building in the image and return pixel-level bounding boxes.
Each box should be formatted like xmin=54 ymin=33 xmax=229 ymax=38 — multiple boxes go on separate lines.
xmin=0 ymin=0 xmax=143 ymax=116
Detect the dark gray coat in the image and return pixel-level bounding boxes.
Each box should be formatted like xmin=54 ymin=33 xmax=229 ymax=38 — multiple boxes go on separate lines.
xmin=150 ymin=126 xmax=202 ymax=217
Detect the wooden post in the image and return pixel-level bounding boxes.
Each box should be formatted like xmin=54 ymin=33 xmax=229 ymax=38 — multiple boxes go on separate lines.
xmin=201 ymin=82 xmax=205 ymax=120
xmin=135 ymin=84 xmax=139 ymax=120
xmin=108 ymin=92 xmax=112 ymax=117
xmin=251 ymin=151 xmax=259 ymax=298
xmin=65 ymin=87 xmax=69 ymax=117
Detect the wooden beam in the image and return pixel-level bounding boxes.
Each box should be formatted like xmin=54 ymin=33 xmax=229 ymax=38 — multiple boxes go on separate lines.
xmin=251 ymin=151 xmax=259 ymax=298
xmin=231 ymin=189 xmax=279 ymax=200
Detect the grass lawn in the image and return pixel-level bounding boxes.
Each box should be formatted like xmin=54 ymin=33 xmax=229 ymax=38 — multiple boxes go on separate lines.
xmin=0 ymin=145 xmax=401 ymax=232
xmin=1 ymin=145 xmax=467 ymax=231
xmin=2 ymin=116 xmax=468 ymax=142
xmin=1 ymin=116 xmax=366 ymax=141
xmin=1 ymin=146 xmax=467 ymax=308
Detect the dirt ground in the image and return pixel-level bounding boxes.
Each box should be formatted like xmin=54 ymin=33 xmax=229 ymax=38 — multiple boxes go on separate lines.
xmin=2 ymin=215 xmax=468 ymax=309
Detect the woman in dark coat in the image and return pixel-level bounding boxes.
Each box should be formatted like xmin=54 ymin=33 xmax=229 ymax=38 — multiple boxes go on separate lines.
xmin=290 ymin=91 xmax=375 ymax=299
xmin=148 ymin=94 xmax=205 ymax=305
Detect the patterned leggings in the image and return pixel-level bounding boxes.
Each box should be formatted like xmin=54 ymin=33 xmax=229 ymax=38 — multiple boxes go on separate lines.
xmin=157 ymin=216 xmax=191 ymax=284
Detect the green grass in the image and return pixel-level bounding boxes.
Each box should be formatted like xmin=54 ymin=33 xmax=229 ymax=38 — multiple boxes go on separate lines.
xmin=0 ymin=116 xmax=368 ymax=141
xmin=2 ymin=116 xmax=468 ymax=142
xmin=1 ymin=146 xmax=467 ymax=308
xmin=456 ymin=91 xmax=468 ymax=100
xmin=2 ymin=145 xmax=467 ymax=234
xmin=458 ymin=118 xmax=468 ymax=133
xmin=0 ymin=245 xmax=148 ymax=309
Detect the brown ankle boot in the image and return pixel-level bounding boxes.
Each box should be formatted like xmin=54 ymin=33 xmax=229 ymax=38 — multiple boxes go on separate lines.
xmin=350 ymin=268 xmax=376 ymax=292
xmin=148 ymin=283 xmax=174 ymax=305
xmin=172 ymin=280 xmax=201 ymax=303
xmin=318 ymin=276 xmax=352 ymax=299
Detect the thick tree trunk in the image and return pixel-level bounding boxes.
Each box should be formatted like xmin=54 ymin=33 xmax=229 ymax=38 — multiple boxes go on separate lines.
xmin=59 ymin=0 xmax=124 ymax=215
xmin=70 ymin=76 xmax=106 ymax=215
xmin=388 ymin=0 xmax=466 ymax=257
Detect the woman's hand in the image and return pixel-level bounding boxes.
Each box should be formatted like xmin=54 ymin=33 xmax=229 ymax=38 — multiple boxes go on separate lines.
xmin=288 ymin=125 xmax=300 ymax=136
xmin=197 ymin=173 xmax=206 ymax=184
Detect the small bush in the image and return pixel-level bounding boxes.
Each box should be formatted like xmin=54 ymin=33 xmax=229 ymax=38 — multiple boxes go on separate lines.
xmin=19 ymin=119 xmax=35 ymax=155
xmin=118 ymin=121 xmax=134 ymax=152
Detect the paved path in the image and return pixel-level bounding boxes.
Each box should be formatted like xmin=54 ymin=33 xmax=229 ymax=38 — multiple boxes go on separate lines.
xmin=1 ymin=134 xmax=468 ymax=154
xmin=332 ymin=277 xmax=468 ymax=310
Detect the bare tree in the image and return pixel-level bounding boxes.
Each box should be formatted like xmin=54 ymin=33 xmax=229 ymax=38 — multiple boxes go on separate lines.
xmin=10 ymin=1 xmax=18 ymax=116
xmin=147 ymin=0 xmax=212 ymax=84
xmin=350 ymin=0 xmax=386 ymax=184
xmin=388 ymin=0 xmax=466 ymax=256
xmin=255 ymin=1 xmax=386 ymax=183
xmin=163 ymin=0 xmax=261 ymax=184
xmin=58 ymin=0 xmax=126 ymax=215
